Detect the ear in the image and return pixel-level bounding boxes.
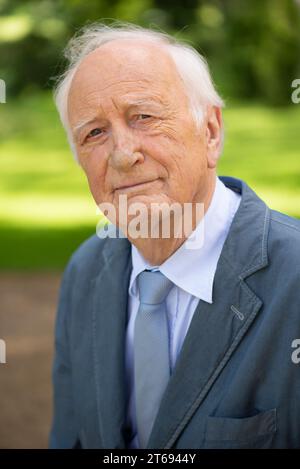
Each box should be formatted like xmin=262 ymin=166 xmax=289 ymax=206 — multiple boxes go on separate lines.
xmin=205 ymin=106 xmax=223 ymax=169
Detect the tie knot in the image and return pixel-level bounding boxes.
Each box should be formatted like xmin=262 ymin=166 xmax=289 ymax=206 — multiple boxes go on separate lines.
xmin=137 ymin=270 xmax=173 ymax=305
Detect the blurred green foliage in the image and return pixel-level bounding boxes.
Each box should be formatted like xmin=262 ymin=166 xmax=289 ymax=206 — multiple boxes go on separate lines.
xmin=0 ymin=0 xmax=300 ymax=104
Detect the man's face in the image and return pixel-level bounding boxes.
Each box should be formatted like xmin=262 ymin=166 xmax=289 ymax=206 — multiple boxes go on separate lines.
xmin=68 ymin=40 xmax=220 ymax=230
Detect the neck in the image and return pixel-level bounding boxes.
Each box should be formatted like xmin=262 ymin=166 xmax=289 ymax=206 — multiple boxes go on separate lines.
xmin=128 ymin=174 xmax=217 ymax=266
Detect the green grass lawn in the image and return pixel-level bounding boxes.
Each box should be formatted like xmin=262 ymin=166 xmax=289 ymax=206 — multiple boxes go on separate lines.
xmin=0 ymin=92 xmax=299 ymax=269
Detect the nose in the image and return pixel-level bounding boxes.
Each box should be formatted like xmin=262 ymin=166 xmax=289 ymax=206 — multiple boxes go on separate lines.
xmin=109 ymin=123 xmax=144 ymax=171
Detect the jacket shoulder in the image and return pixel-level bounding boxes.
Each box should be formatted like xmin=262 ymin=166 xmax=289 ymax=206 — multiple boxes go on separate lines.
xmin=268 ymin=209 xmax=300 ymax=263
xmin=270 ymin=209 xmax=300 ymax=233
xmin=64 ymin=226 xmax=129 ymax=281
xmin=69 ymin=233 xmax=102 ymax=266
xmin=64 ymin=232 xmax=109 ymax=281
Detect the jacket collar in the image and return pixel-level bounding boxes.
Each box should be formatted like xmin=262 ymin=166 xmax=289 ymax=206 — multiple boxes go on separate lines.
xmin=91 ymin=176 xmax=270 ymax=448
xmin=218 ymin=176 xmax=269 ymax=279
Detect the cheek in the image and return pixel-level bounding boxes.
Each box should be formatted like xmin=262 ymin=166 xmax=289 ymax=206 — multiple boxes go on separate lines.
xmin=80 ymin=153 xmax=109 ymax=201
xmin=144 ymin=132 xmax=186 ymax=170
xmin=163 ymin=137 xmax=208 ymax=196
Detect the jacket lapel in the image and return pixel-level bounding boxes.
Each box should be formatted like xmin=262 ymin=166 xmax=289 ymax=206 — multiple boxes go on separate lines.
xmin=91 ymin=233 xmax=132 ymax=448
xmin=147 ymin=177 xmax=271 ymax=448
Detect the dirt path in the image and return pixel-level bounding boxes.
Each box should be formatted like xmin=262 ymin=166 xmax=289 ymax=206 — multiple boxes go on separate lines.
xmin=0 ymin=272 xmax=62 ymax=448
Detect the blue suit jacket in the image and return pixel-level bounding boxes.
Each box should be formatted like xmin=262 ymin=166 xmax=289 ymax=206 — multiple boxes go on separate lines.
xmin=49 ymin=176 xmax=300 ymax=449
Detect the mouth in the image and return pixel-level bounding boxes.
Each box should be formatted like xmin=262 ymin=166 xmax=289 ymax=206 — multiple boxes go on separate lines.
xmin=114 ymin=178 xmax=158 ymax=193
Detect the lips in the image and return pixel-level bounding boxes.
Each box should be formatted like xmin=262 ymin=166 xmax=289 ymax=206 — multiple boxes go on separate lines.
xmin=115 ymin=179 xmax=158 ymax=191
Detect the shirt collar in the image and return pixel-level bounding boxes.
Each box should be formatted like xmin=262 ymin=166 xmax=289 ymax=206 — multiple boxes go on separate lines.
xmin=129 ymin=176 xmax=241 ymax=303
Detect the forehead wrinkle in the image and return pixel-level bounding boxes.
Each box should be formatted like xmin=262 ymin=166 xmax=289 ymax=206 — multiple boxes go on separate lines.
xmin=73 ymin=91 xmax=168 ymax=127
xmin=99 ymin=78 xmax=151 ymax=93
xmin=71 ymin=74 xmax=153 ymax=101
xmin=69 ymin=79 xmax=156 ymax=119
xmin=70 ymin=59 xmax=172 ymax=102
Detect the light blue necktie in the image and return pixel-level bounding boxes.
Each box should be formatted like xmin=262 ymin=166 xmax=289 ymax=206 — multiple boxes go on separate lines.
xmin=134 ymin=270 xmax=173 ymax=448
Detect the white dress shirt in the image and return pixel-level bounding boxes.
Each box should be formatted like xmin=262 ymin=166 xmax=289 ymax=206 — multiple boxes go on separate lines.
xmin=124 ymin=176 xmax=241 ymax=448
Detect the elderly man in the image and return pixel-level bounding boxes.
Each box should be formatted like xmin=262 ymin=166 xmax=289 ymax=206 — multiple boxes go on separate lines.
xmin=49 ymin=22 xmax=300 ymax=449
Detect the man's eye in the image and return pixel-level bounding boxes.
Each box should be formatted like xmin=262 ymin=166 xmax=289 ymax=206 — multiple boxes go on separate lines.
xmin=87 ymin=128 xmax=103 ymax=139
xmin=137 ymin=114 xmax=152 ymax=120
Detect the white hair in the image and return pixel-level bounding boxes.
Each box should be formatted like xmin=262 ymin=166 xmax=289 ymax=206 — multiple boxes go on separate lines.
xmin=54 ymin=21 xmax=224 ymax=161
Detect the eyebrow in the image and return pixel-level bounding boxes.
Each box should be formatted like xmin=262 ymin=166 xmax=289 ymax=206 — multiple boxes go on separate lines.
xmin=73 ymin=118 xmax=99 ymax=139
xmin=72 ymin=97 xmax=165 ymax=139
xmin=127 ymin=97 xmax=165 ymax=107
